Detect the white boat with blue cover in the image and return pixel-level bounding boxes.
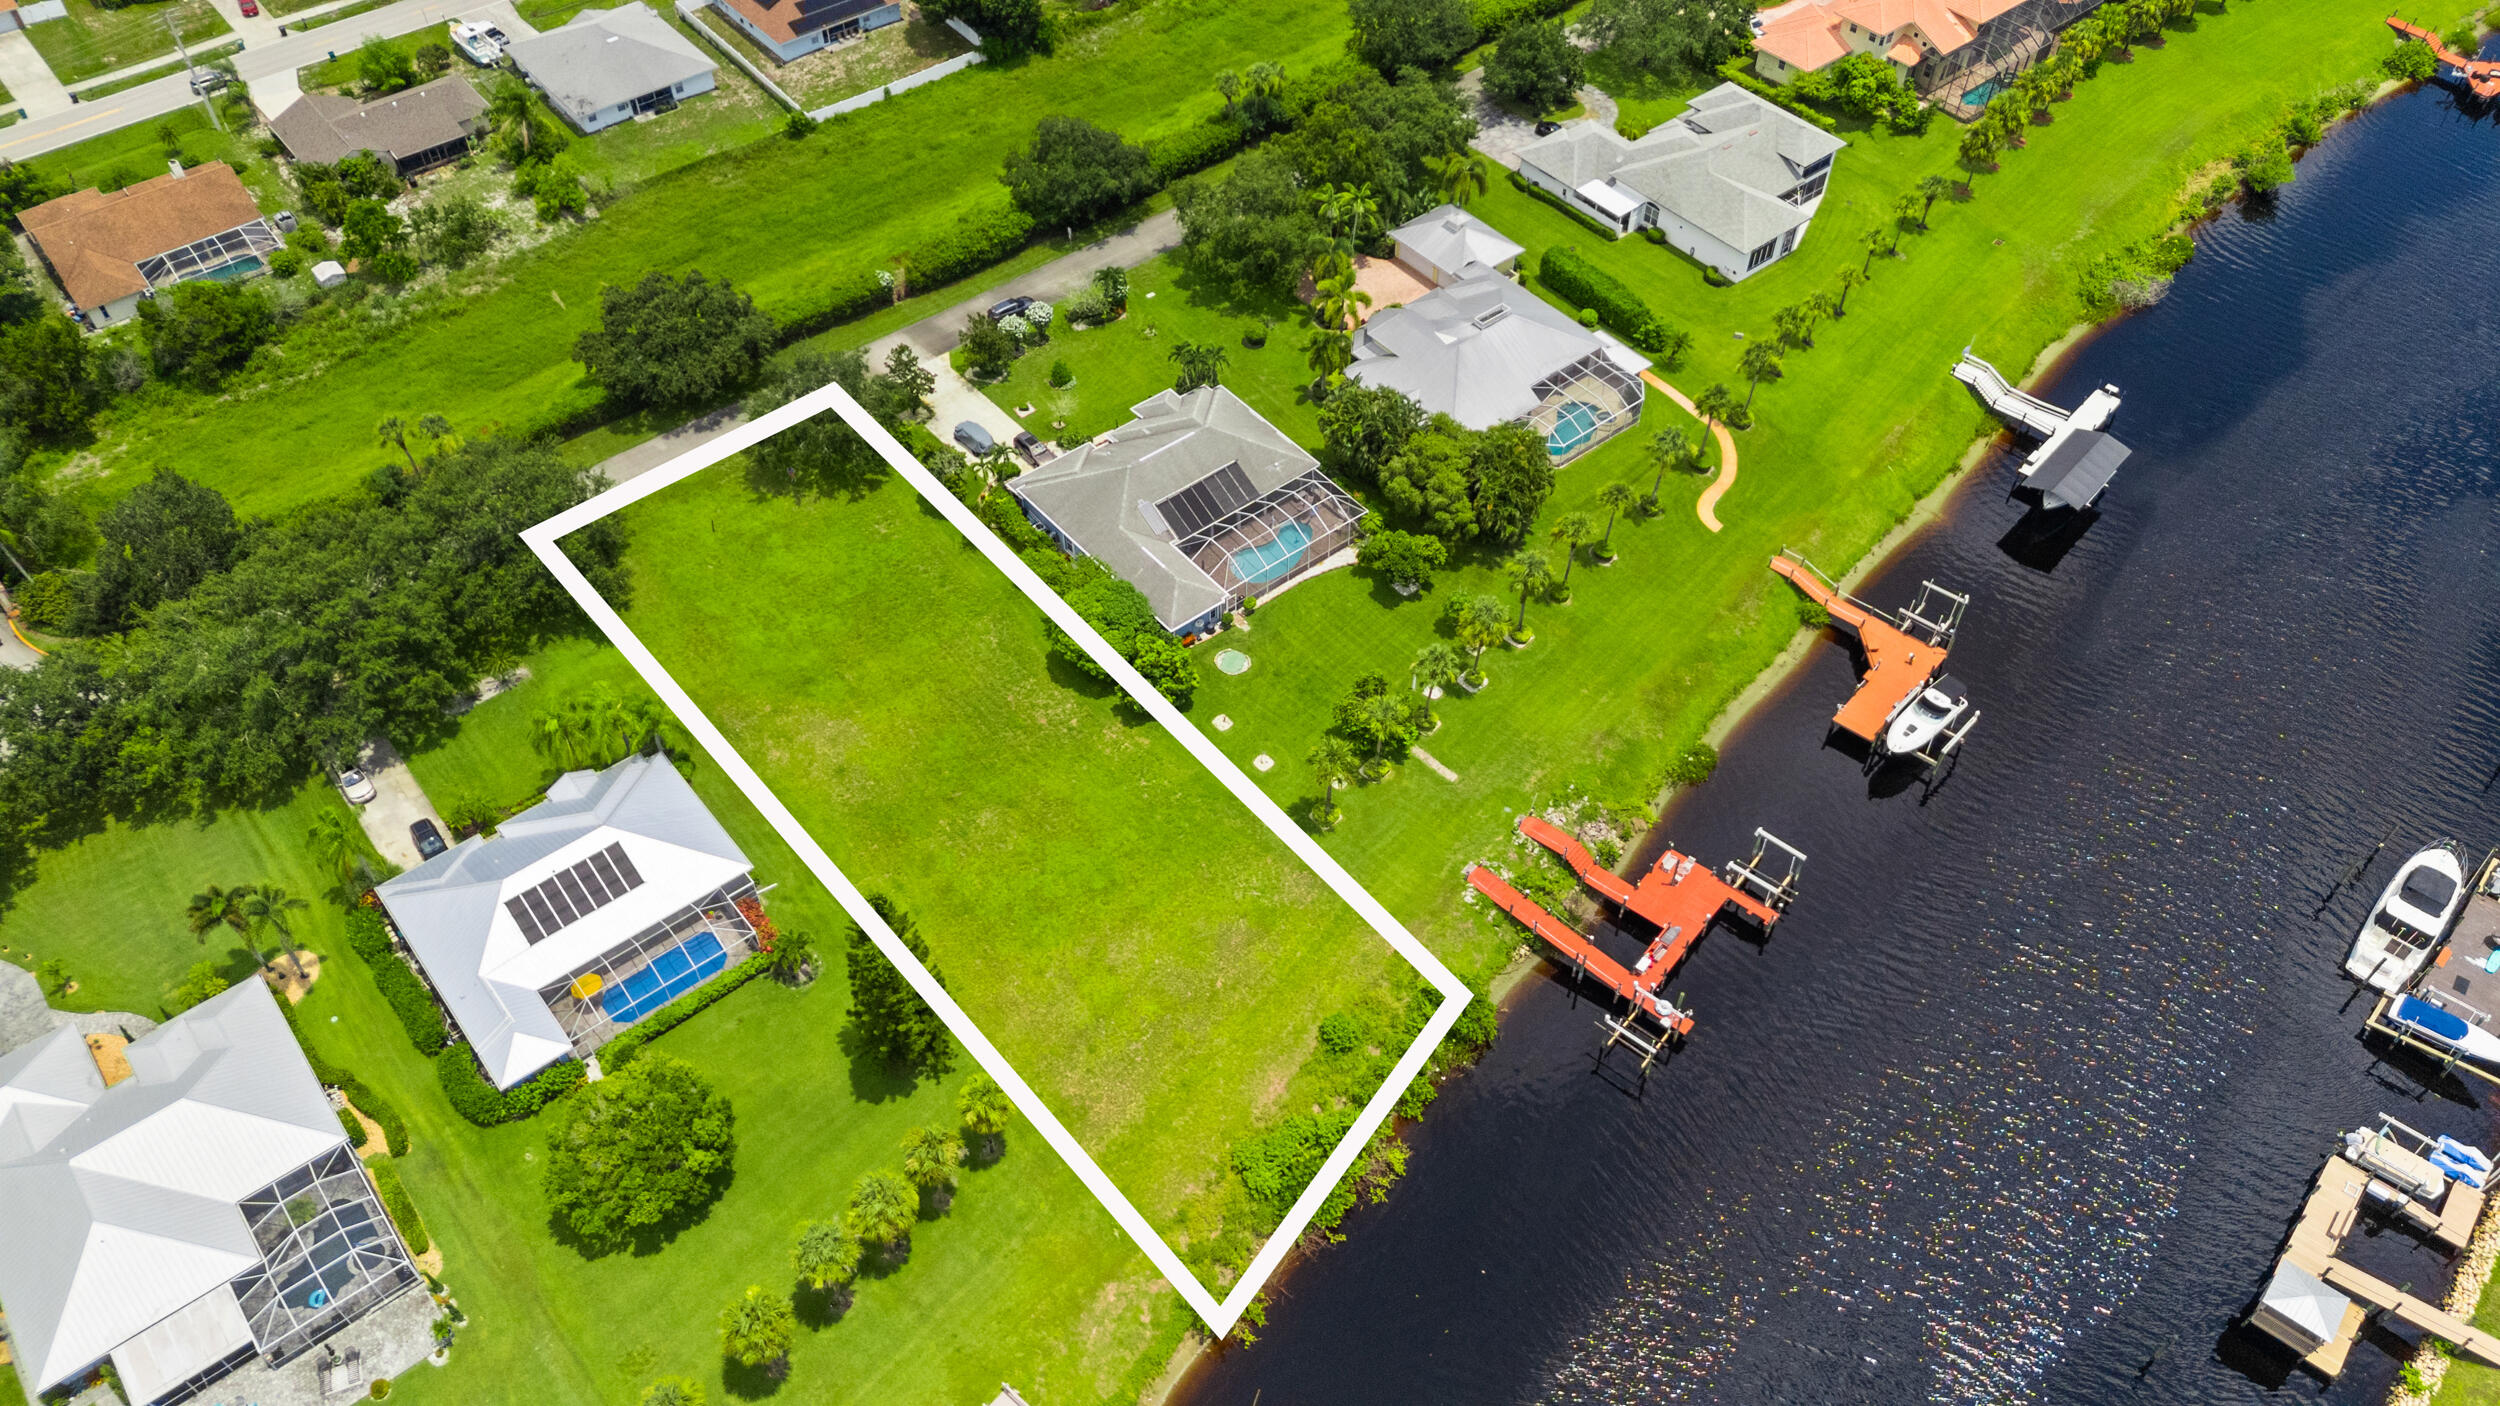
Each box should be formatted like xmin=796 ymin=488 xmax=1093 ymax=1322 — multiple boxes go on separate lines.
xmin=2383 ymin=994 xmax=2500 ymax=1068
xmin=2347 ymin=842 xmax=2469 ymax=993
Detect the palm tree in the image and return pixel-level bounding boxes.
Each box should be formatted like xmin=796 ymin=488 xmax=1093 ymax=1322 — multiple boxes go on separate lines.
xmin=485 ymin=79 xmax=539 ymax=158
xmin=528 ymin=704 xmax=585 ymax=771
xmin=243 ymin=885 xmax=312 ymax=979
xmin=1356 ymin=693 xmax=1407 ymax=775
xmin=1311 ymin=266 xmax=1371 ymax=330
xmin=1548 ymin=512 xmax=1594 ymax=595
xmin=1303 ymin=326 xmax=1353 ymax=395
xmin=900 ymin=1126 xmax=966 ymax=1194
xmin=1960 ymin=121 xmax=2002 ymax=173
xmin=1504 ymin=547 xmax=1553 ymax=637
xmin=717 ymin=1286 xmax=795 ymax=1370
xmin=1426 ymin=151 xmax=1488 ymax=207
xmin=1772 ymin=302 xmax=1816 ymax=352
xmin=306 ymin=809 xmax=363 ymax=887
xmin=1645 ymin=427 xmax=1703 ymax=508
xmin=1889 ymin=193 xmax=1922 ymax=251
xmin=957 ymin=1072 xmax=1013 ymax=1156
xmin=1307 ymin=736 xmax=1359 ymax=824
xmin=844 ymin=1170 xmax=916 ymax=1249
xmin=186 ymin=885 xmax=250 ymax=948
xmin=1593 ymin=481 xmax=1638 ymax=557
xmin=1917 ymin=173 xmax=1951 ymax=227
xmin=1832 ymin=266 xmax=1867 ymax=318
xmin=1168 ymin=338 xmax=1227 ymax=392
xmin=376 ymin=416 xmax=414 ymax=470
xmin=1693 ymin=383 xmax=1741 ymax=437
xmin=1859 ymin=226 xmax=1888 ymax=276
xmin=1739 ymin=343 xmax=1784 ymax=410
xmin=791 ymin=1221 xmax=862 ymax=1293
xmin=1214 ymin=68 xmax=1242 ymax=119
xmin=1411 ymin=642 xmax=1464 ymax=704
xmin=1449 ymin=593 xmax=1509 ymax=684
xmin=1313 ymin=182 xmax=1381 ymax=254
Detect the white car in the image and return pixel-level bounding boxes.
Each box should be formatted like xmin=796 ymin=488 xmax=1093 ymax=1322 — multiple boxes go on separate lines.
xmin=2346 ymin=842 xmax=2468 ymax=993
xmin=335 ymin=768 xmax=377 ymax=805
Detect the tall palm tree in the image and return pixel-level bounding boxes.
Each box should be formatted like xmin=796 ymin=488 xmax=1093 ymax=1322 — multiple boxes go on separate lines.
xmin=1594 ymin=481 xmax=1638 ymax=556
xmin=306 ymin=809 xmax=362 ymax=887
xmin=957 ymin=1072 xmax=1013 ymax=1154
xmin=1450 ymin=594 xmax=1509 ymax=683
xmin=243 ymin=885 xmax=312 ymax=980
xmin=186 ymin=885 xmax=250 ymax=948
xmin=376 ymin=416 xmax=414 ymax=470
xmin=1917 ymin=173 xmax=1951 ymax=227
xmin=1311 ymin=268 xmax=1372 ymax=330
xmin=1890 ymin=193 xmax=1923 ymax=251
xmin=1860 ymin=225 xmax=1889 ymax=276
xmin=1693 ymin=383 xmax=1741 ymax=436
xmin=528 ymin=703 xmax=583 ymax=771
xmin=1772 ymin=302 xmax=1816 ymax=351
xmin=1411 ymin=642 xmax=1464 ymax=702
xmin=1831 ymin=266 xmax=1867 ymax=317
xmin=900 ymin=1126 xmax=966 ymax=1194
xmin=1303 ymin=326 xmax=1353 ymax=394
xmin=1504 ymin=547 xmax=1553 ymax=635
xmin=1647 ymin=429 xmax=1705 ymax=507
xmin=1548 ymin=512 xmax=1594 ymax=594
xmin=1739 ymin=343 xmax=1784 ymax=410
xmin=1313 ymin=182 xmax=1380 ymax=255
xmin=1356 ymin=693 xmax=1406 ymax=774
xmin=1307 ymin=736 xmax=1359 ymax=824
xmin=844 ymin=1170 xmax=916 ymax=1249
xmin=486 ymin=79 xmax=539 ymax=159
xmin=1426 ymin=151 xmax=1488 ymax=207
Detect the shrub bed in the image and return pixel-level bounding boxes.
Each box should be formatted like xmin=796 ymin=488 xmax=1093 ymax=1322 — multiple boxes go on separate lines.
xmin=435 ymin=1046 xmax=587 ymax=1126
xmin=343 ymin=907 xmax=447 ymax=1056
xmin=597 ymin=953 xmax=768 ymax=1072
xmin=366 ymin=1156 xmax=431 ymax=1257
xmin=1539 ymin=245 xmax=1681 ymax=354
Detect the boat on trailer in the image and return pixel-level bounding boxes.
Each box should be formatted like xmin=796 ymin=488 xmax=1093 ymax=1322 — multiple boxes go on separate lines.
xmin=2347 ymin=841 xmax=2469 ymax=992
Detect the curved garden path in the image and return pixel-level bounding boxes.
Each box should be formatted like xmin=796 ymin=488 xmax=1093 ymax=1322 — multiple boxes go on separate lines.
xmin=1640 ymin=370 xmax=1740 ymax=533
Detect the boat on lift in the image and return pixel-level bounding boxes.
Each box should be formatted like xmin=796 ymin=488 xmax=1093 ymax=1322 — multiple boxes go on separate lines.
xmin=2381 ymin=994 xmax=2500 ymax=1068
xmin=1882 ymin=674 xmax=1972 ymax=761
xmin=2348 ymin=842 xmax=2469 ymax=992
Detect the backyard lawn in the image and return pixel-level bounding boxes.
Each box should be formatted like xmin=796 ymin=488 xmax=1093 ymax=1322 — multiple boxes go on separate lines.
xmin=23 ymin=0 xmax=230 ymax=86
xmin=694 ymin=2 xmax=973 ymax=110
xmin=44 ymin=0 xmax=1362 ymax=518
xmin=578 ymin=460 xmax=1467 ymax=1237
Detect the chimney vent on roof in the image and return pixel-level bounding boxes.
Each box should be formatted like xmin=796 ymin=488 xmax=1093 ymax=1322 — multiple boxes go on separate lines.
xmin=168 ymin=159 xmax=185 ymax=178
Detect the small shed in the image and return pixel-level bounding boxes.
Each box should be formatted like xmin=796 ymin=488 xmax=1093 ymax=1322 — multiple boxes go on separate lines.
xmin=2251 ymin=1261 xmax=2351 ymax=1356
xmin=312 ymin=260 xmax=347 ymax=288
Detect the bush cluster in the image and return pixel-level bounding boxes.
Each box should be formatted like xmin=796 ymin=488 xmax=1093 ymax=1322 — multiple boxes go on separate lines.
xmin=600 ymin=954 xmax=768 ymax=1072
xmin=1468 ymin=0 xmax=1577 ymax=37
xmin=435 ymin=1046 xmax=586 ymax=1126
xmin=366 ymin=1154 xmax=431 ymax=1256
xmin=344 ymin=907 xmax=447 ymax=1055
xmin=1146 ymin=116 xmax=1254 ymax=187
xmin=1538 ymin=246 xmax=1684 ymax=357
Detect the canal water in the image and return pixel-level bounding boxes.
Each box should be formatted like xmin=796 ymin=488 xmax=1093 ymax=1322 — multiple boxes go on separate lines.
xmin=1179 ymin=73 xmax=2500 ymax=1406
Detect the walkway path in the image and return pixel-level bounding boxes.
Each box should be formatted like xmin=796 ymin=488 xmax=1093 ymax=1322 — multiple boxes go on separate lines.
xmin=1640 ymin=369 xmax=1738 ymax=532
xmin=0 ymin=30 xmax=72 ymax=120
xmin=595 ymin=207 xmax=1183 ymax=485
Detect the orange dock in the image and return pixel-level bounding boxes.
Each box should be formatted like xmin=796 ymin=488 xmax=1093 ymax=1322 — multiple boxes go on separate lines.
xmin=1466 ymin=817 xmax=1802 ymax=1042
xmin=1770 ymin=551 xmax=1965 ymax=744
xmin=2388 ymin=16 xmax=2500 ymax=98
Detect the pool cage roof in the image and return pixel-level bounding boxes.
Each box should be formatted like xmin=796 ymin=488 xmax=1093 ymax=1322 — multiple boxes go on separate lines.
xmin=1177 ymin=470 xmax=1365 ymax=605
xmin=136 ymin=219 xmax=282 ymax=290
xmin=233 ymin=1146 xmax=419 ymax=1366
xmin=1525 ymin=350 xmax=1645 ymax=461
xmin=537 ymin=876 xmax=761 ymax=1055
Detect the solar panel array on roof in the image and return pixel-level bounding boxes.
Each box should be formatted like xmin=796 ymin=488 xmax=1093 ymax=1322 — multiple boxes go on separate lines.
xmin=1154 ymin=462 xmax=1255 ymax=541
xmin=504 ymin=842 xmax=644 ymax=944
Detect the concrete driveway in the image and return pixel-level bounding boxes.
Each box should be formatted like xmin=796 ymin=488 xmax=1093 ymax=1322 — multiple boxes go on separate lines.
xmin=353 ymin=738 xmax=448 ymax=870
xmin=928 ymin=368 xmax=1022 ymax=456
xmin=1462 ymin=70 xmax=1620 ymax=170
xmin=0 ymin=30 xmax=70 ymax=120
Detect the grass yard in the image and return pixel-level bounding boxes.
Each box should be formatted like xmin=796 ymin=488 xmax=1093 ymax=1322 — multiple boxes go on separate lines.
xmin=578 ymin=459 xmax=1462 ymax=1237
xmin=14 ymin=106 xmax=290 ymax=209
xmin=297 ymin=32 xmax=450 ymax=93
xmin=42 ymin=0 xmax=1364 ymax=519
xmin=697 ymin=3 xmax=974 ymax=110
xmin=23 ymin=0 xmax=231 ymax=87
xmin=70 ymin=37 xmax=242 ymax=99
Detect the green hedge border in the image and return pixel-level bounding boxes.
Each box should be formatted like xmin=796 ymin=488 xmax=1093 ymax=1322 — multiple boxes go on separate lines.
xmin=367 ymin=1155 xmax=431 ymax=1257
xmin=278 ymin=996 xmax=411 ymax=1156
xmin=343 ymin=906 xmax=447 ymax=1056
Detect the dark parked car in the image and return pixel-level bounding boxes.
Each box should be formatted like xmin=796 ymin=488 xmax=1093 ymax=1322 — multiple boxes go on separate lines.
xmin=1013 ymin=431 xmax=1045 ymax=466
xmin=410 ymin=818 xmax=448 ymax=860
xmin=987 ymin=295 xmax=1033 ymax=323
xmin=1533 ymin=120 xmax=1562 ymax=137
xmin=953 ymin=420 xmax=996 ymax=455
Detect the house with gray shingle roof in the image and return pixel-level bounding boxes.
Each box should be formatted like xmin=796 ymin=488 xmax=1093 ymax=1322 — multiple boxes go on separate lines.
xmin=269 ymin=75 xmax=487 ymax=175
xmin=1514 ymin=83 xmax=1846 ymax=282
xmin=1007 ymin=387 xmax=1363 ymax=638
xmin=0 ymin=982 xmax=420 ymax=1406
xmin=506 ymin=3 xmax=717 ymax=134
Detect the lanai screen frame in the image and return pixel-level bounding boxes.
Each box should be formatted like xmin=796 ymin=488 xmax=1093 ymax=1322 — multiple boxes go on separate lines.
xmin=520 ymin=382 xmax=1470 ymax=1338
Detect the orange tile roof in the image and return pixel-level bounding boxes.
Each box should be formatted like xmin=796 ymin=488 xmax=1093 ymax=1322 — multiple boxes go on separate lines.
xmin=20 ymin=162 xmax=266 ymax=312
xmin=1759 ymin=0 xmax=2021 ymax=71
xmin=1754 ymin=7 xmax=1852 ymax=69
xmin=1887 ymin=37 xmax=1925 ymax=62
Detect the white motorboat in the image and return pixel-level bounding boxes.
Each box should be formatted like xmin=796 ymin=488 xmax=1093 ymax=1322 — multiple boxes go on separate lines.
xmin=2383 ymin=993 xmax=2500 ymax=1068
xmin=1881 ymin=673 xmax=1970 ymax=759
xmin=449 ymin=19 xmax=506 ymax=64
xmin=2346 ymin=842 xmax=2468 ymax=992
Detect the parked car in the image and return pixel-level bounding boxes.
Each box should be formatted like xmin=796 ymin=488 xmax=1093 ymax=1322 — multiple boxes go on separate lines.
xmin=1013 ymin=431 xmax=1045 ymax=466
xmin=238 ymin=0 xmax=257 ymax=15
xmin=335 ymin=768 xmax=376 ymax=805
xmin=409 ymin=818 xmax=448 ymax=860
xmin=953 ymin=420 xmax=996 ymax=455
xmin=1533 ymin=120 xmax=1562 ymax=137
xmin=188 ymin=71 xmax=227 ymax=95
xmin=987 ymin=295 xmax=1033 ymax=323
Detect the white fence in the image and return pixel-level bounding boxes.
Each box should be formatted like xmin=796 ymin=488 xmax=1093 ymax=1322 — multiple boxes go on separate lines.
xmin=808 ymin=43 xmax=982 ymax=119
xmin=674 ymin=0 xmax=801 ymax=110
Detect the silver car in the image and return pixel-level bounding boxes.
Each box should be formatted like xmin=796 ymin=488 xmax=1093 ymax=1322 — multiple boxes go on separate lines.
xmin=953 ymin=420 xmax=996 ymax=455
xmin=335 ymin=768 xmax=377 ymax=805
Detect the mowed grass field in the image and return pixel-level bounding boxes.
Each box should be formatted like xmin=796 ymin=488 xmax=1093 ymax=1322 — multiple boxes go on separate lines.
xmin=589 ymin=460 xmax=1454 ymax=1232
xmin=44 ymin=0 xmax=1364 ymax=519
xmin=23 ymin=0 xmax=230 ymax=86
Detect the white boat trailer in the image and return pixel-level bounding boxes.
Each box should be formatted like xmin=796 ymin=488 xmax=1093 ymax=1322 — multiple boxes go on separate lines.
xmin=1953 ymin=349 xmax=2130 ymax=511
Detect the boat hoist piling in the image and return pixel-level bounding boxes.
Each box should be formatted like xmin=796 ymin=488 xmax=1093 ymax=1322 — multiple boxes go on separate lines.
xmin=1771 ymin=550 xmax=1979 ymax=771
xmin=1465 ymin=818 xmax=1805 ymax=1078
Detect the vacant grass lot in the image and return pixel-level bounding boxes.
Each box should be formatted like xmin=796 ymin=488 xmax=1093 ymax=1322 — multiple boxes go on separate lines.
xmin=24 ymin=0 xmax=231 ymax=86
xmin=45 ymin=0 xmax=1361 ymax=518
xmin=588 ymin=459 xmax=1449 ymax=1235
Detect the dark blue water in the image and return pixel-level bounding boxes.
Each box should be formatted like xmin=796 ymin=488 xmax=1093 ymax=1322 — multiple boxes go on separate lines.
xmin=1178 ymin=76 xmax=2500 ymax=1406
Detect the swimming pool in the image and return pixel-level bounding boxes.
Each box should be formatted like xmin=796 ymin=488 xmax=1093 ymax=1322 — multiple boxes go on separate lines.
xmin=601 ymin=930 xmax=729 ymax=1024
xmin=1546 ymin=401 xmax=1603 ymax=457
xmin=1964 ymin=80 xmax=2000 ymax=106
xmin=1230 ymin=522 xmax=1312 ymax=585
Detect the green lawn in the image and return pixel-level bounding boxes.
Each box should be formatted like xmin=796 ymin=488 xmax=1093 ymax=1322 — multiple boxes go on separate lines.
xmin=70 ymin=38 xmax=242 ymax=100
xmin=565 ymin=7 xmax=791 ymax=191
xmin=23 ymin=0 xmax=231 ymax=87
xmin=581 ymin=462 xmax=1458 ymax=1236
xmin=298 ymin=32 xmax=449 ymax=92
xmin=41 ymin=0 xmax=1363 ymax=520
xmin=2435 ymin=1262 xmax=2500 ymax=1402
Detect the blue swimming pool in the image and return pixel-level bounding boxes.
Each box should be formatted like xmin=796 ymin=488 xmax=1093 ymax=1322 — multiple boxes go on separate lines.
xmin=1964 ymin=80 xmax=2000 ymax=106
xmin=1231 ymin=521 xmax=1312 ymax=585
xmin=601 ymin=931 xmax=729 ymax=1024
xmin=1546 ymin=401 xmax=1603 ymax=457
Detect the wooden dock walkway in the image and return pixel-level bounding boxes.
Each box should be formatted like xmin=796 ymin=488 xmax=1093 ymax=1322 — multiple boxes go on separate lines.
xmin=2265 ymin=1152 xmax=2500 ymax=1373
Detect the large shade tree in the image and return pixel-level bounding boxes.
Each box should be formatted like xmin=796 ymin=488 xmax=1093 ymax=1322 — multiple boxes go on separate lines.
xmin=574 ymin=271 xmax=776 ymax=411
xmin=1001 ymin=116 xmax=1154 ymax=232
xmin=543 ymin=1052 xmax=735 ymax=1247
xmin=1347 ymin=0 xmax=1476 ymax=74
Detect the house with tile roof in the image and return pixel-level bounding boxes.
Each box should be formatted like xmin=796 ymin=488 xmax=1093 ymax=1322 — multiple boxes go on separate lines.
xmin=1751 ymin=0 xmax=2106 ymax=115
xmin=506 ymin=4 xmax=716 ymax=133
xmin=0 ymin=982 xmax=420 ymax=1406
xmin=269 ymin=75 xmax=487 ymax=175
xmin=1008 ymin=388 xmax=1364 ymax=638
xmin=709 ymin=0 xmax=902 ymax=62
xmin=1513 ymin=84 xmax=1844 ymax=283
xmin=374 ymin=753 xmax=760 ymax=1090
xmin=17 ymin=161 xmax=279 ymax=327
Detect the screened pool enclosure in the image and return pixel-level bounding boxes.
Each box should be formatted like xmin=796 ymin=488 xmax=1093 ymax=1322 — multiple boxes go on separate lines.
xmin=1173 ymin=470 xmax=1365 ymax=608
xmin=234 ymin=1147 xmax=420 ymax=1365
xmin=1526 ymin=350 xmax=1645 ymax=462
xmin=537 ymin=875 xmax=764 ymax=1056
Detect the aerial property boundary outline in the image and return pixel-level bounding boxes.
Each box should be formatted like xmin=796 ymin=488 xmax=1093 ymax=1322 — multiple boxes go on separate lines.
xmin=519 ymin=380 xmax=1472 ymax=1337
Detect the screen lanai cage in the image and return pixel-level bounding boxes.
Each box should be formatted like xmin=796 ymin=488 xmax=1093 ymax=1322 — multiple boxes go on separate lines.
xmin=1922 ymin=0 xmax=2104 ymax=121
xmin=536 ymin=875 xmax=764 ymax=1056
xmin=1175 ymin=469 xmax=1366 ymax=609
xmin=136 ymin=218 xmax=283 ymax=289
xmin=1526 ymin=349 xmax=1645 ymax=462
xmin=233 ymin=1146 xmax=421 ymax=1367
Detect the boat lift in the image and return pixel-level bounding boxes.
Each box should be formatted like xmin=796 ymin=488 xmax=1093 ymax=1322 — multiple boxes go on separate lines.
xmin=1952 ymin=349 xmax=2130 ymax=511
xmin=1771 ymin=550 xmax=1978 ymax=773
xmin=2387 ymin=16 xmax=2500 ymax=99
xmin=1466 ymin=817 xmax=1805 ymax=1079
xmin=2363 ymin=848 xmax=2500 ymax=1087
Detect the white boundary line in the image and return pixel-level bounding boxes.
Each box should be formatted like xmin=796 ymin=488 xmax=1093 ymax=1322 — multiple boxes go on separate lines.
xmin=520 ymin=380 xmax=1471 ymax=1336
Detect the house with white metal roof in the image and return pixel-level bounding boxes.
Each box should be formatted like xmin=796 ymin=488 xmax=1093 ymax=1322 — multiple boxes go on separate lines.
xmin=374 ymin=753 xmax=759 ymax=1090
xmin=0 ymin=982 xmax=419 ymax=1406
xmin=1387 ymin=203 xmax=1525 ymax=287
xmin=506 ymin=4 xmax=717 ymax=134
xmin=1008 ymin=387 xmax=1364 ymax=638
xmin=1347 ymin=272 xmax=1650 ymax=462
xmin=1514 ymin=83 xmax=1845 ymax=282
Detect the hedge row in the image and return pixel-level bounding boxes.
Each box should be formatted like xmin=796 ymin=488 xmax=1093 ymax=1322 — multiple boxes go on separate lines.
xmin=598 ymin=954 xmax=770 ymax=1072
xmin=277 ymin=996 xmax=411 ymax=1157
xmin=1146 ymin=115 xmax=1255 ymax=188
xmin=1539 ymin=245 xmax=1680 ymax=354
xmin=435 ymin=1045 xmax=587 ymax=1127
xmin=366 ymin=1156 xmax=431 ymax=1258
xmin=343 ymin=907 xmax=449 ymax=1057
xmin=338 ymin=1108 xmax=368 ymax=1148
xmin=1713 ymin=58 xmax=1841 ymax=133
